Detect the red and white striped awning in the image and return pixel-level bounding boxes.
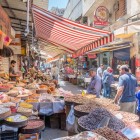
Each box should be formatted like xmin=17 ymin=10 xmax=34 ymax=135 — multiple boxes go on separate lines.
xmin=32 ymin=5 xmax=114 ymax=58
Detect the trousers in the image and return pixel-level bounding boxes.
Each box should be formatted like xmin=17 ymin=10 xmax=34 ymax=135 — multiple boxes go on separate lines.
xmin=119 ymin=101 xmax=136 ymax=114
xmin=103 ymin=83 xmax=111 ymax=98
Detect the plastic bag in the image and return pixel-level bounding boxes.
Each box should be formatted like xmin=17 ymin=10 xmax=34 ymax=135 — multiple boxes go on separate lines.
xmin=120 ymin=126 xmax=140 ymax=139
xmin=66 ymin=105 xmax=75 ymax=132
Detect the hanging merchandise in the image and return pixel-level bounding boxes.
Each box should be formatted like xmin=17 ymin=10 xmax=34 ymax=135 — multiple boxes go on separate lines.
xmin=67 ymin=58 xmax=72 ymax=63
xmin=0 ymin=46 xmax=14 ymax=57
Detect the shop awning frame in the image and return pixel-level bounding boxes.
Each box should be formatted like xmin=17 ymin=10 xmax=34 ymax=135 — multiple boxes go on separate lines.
xmin=32 ymin=5 xmax=113 ymax=58
xmin=86 ymin=41 xmax=133 ymax=54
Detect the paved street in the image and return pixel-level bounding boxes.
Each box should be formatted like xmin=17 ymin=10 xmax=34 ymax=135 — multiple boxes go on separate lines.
xmin=42 ymin=80 xmax=83 ymax=140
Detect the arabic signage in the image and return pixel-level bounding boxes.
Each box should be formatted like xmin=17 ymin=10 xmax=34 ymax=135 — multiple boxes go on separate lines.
xmin=94 ymin=6 xmax=109 ymax=27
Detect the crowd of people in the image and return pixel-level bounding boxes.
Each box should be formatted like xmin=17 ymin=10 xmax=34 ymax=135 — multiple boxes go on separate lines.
xmin=87 ymin=64 xmax=140 ymax=118
xmin=8 ymin=60 xmax=140 ymax=118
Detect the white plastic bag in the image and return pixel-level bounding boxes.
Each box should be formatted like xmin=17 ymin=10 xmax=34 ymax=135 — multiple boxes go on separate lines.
xmin=66 ymin=105 xmax=75 ymax=132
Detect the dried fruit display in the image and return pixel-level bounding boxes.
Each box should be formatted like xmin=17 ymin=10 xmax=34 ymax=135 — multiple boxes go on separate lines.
xmin=20 ymin=119 xmax=45 ymax=134
xmin=78 ymin=108 xmax=125 ymax=131
xmin=19 ymin=102 xmax=33 ymax=109
xmin=94 ymin=98 xmax=113 ymax=106
xmin=74 ymin=102 xmax=102 ymax=116
xmin=94 ymin=127 xmax=128 ymax=140
xmin=17 ymin=107 xmax=32 ymax=116
xmin=0 ymin=107 xmax=11 ymax=119
xmin=64 ymin=94 xmax=93 ymax=105
xmin=22 ymin=119 xmax=44 ymax=129
xmin=112 ymin=111 xmax=139 ymax=123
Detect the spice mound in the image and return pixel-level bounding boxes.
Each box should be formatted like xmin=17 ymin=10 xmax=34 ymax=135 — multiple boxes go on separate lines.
xmin=6 ymin=114 xmax=27 ymax=122
xmin=94 ymin=127 xmax=128 ymax=140
xmin=22 ymin=119 xmax=44 ymax=130
xmin=78 ymin=108 xmax=125 ymax=131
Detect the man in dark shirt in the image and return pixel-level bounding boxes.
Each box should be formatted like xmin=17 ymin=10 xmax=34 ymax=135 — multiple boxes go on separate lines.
xmin=9 ymin=60 xmax=19 ymax=81
xmin=114 ymin=65 xmax=138 ymax=113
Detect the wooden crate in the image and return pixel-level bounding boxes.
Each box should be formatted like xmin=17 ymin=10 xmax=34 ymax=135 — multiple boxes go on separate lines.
xmin=19 ymin=133 xmax=39 ymax=140
xmin=60 ymin=113 xmax=66 ymax=130
xmin=50 ymin=114 xmax=60 ymax=129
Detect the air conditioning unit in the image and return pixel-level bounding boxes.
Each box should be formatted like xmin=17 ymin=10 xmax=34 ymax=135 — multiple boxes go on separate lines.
xmin=113 ymin=1 xmax=119 ymax=11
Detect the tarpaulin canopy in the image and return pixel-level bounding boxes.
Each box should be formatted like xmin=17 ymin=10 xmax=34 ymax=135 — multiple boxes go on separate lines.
xmin=32 ymin=5 xmax=113 ymax=58
xmin=86 ymin=41 xmax=132 ymax=54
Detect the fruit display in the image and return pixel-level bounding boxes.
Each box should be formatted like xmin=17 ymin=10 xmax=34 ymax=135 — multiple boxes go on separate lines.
xmin=19 ymin=102 xmax=33 ymax=109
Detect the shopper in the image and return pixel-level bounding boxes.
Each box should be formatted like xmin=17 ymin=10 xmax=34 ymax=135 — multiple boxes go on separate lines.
xmin=136 ymin=87 xmax=140 ymax=122
xmin=9 ymin=60 xmax=19 ymax=81
xmin=51 ymin=65 xmax=59 ymax=80
xmin=87 ymin=68 xmax=102 ymax=98
xmin=97 ymin=64 xmax=104 ymax=79
xmin=102 ymin=67 xmax=114 ymax=98
xmin=114 ymin=65 xmax=138 ymax=113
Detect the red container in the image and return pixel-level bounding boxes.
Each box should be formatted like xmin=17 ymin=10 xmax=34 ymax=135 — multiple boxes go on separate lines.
xmin=10 ymin=106 xmax=17 ymax=113
xmin=135 ymin=58 xmax=140 ymax=67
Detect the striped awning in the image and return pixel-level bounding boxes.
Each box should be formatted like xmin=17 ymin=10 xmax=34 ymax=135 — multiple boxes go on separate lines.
xmin=32 ymin=5 xmax=113 ymax=58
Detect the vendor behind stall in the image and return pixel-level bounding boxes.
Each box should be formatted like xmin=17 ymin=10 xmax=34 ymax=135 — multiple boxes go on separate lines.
xmin=9 ymin=60 xmax=19 ymax=81
xmin=87 ymin=68 xmax=102 ymax=98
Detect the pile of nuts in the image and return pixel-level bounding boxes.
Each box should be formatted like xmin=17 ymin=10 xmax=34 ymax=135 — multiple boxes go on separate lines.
xmin=94 ymin=127 xmax=128 ymax=140
xmin=64 ymin=95 xmax=93 ymax=105
xmin=78 ymin=108 xmax=125 ymax=131
xmin=112 ymin=111 xmax=139 ymax=123
xmin=74 ymin=102 xmax=102 ymax=114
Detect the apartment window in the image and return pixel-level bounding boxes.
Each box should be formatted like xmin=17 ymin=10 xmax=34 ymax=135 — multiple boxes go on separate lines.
xmin=115 ymin=0 xmax=127 ymax=20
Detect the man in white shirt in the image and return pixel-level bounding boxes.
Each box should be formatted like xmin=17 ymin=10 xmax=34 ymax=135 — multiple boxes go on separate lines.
xmin=97 ymin=64 xmax=104 ymax=79
xmin=51 ymin=65 xmax=59 ymax=80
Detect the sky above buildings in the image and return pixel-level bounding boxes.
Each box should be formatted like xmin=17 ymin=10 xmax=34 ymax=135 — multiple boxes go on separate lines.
xmin=48 ymin=0 xmax=68 ymax=10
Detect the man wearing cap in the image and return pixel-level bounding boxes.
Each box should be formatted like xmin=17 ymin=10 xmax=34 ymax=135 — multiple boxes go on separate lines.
xmin=87 ymin=68 xmax=102 ymax=98
xmin=114 ymin=65 xmax=138 ymax=113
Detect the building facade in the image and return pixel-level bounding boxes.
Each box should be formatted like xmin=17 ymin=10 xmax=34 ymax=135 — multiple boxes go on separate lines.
xmin=63 ymin=0 xmax=83 ymax=22
xmin=33 ymin=0 xmax=48 ymax=10
xmin=50 ymin=7 xmax=65 ymax=17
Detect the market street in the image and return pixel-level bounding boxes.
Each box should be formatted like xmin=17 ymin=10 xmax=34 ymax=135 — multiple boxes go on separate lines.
xmin=1 ymin=0 xmax=140 ymax=139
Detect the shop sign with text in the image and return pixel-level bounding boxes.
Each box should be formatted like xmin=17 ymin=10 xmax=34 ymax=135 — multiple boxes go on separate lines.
xmin=94 ymin=6 xmax=109 ymax=27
